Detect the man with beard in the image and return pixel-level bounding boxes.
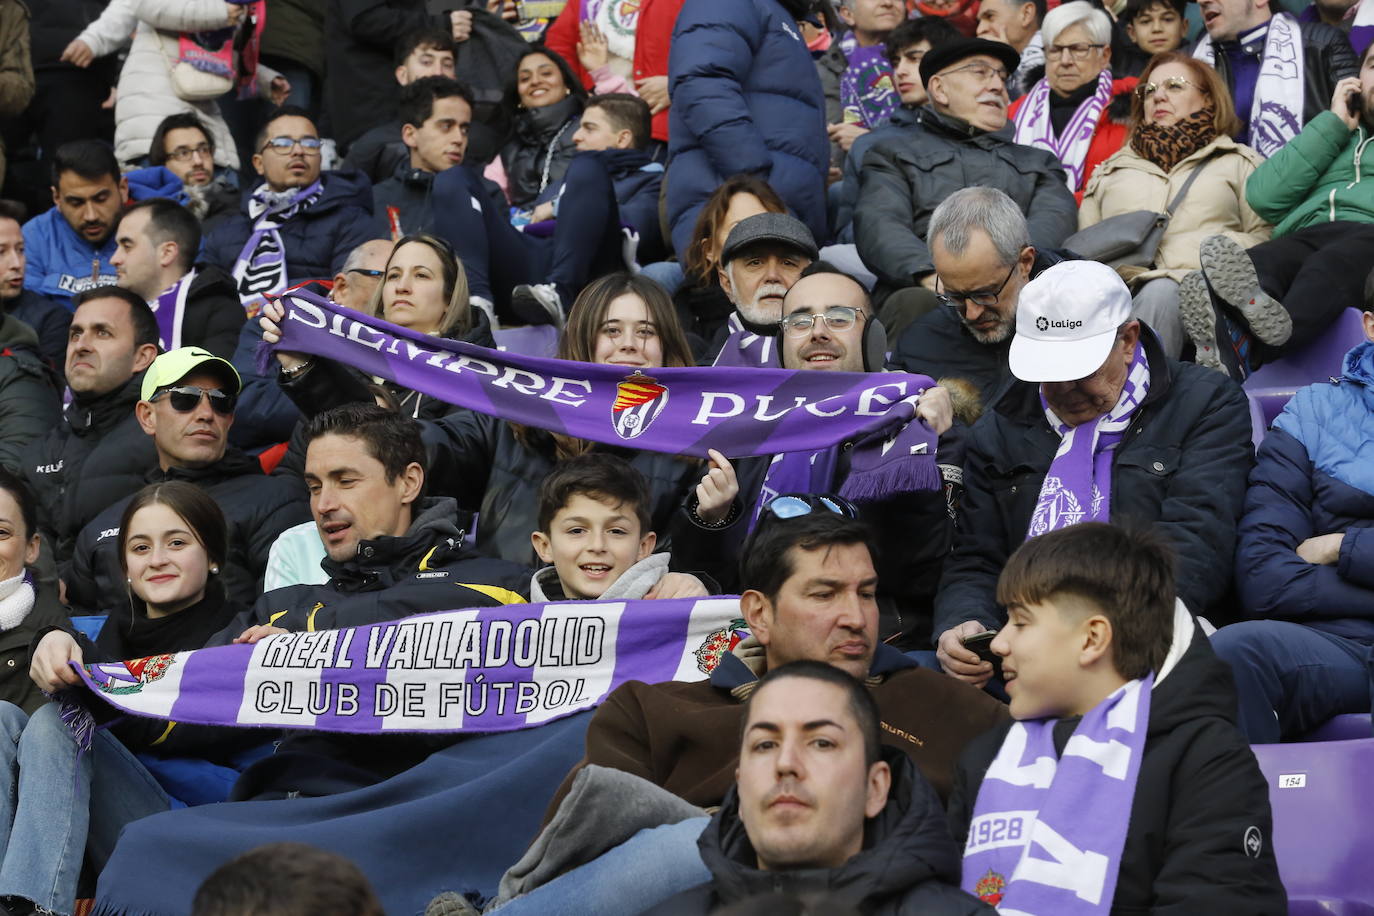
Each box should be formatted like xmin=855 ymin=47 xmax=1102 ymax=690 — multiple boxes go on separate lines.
xmin=889 ymin=187 xmax=1064 ymax=405
xmin=21 ymin=140 xmax=126 ymax=305
xmin=709 ymin=212 xmax=817 ymax=367
xmin=853 ymin=38 xmax=1076 ymax=313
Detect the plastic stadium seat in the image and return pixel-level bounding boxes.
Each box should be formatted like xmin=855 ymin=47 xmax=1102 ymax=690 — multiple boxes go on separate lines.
xmin=1296 ymin=714 xmax=1374 ymax=743
xmin=1251 ymin=737 xmax=1374 ymax=913
xmin=1245 ymin=308 xmax=1368 ymax=426
xmin=493 ymin=325 xmax=558 ymax=359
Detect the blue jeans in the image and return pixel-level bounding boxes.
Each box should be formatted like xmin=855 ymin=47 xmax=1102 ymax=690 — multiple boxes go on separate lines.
xmin=639 ymin=261 xmax=685 ymax=297
xmin=1211 ymin=620 xmax=1374 ymax=743
xmin=0 ymin=702 xmax=171 ymax=913
xmin=488 ymin=817 xmax=710 ymax=915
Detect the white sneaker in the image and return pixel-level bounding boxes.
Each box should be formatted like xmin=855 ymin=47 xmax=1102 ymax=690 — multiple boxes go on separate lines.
xmin=509 ymin=283 xmax=564 ymax=327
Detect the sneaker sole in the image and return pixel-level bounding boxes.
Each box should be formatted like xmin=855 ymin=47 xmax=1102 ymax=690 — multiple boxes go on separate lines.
xmin=1199 ymin=235 xmax=1291 ymax=346
xmin=1178 ymin=270 xmax=1226 ymax=375
xmin=509 ymin=289 xmax=562 ymax=328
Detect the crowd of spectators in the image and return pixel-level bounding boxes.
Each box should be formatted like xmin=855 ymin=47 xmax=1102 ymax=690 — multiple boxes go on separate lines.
xmin=0 ymin=0 xmax=1368 ymax=910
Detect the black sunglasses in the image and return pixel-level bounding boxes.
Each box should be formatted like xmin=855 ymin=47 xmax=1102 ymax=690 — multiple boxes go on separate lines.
xmin=760 ymin=493 xmax=859 ymax=523
xmin=150 ymin=385 xmax=237 ymax=416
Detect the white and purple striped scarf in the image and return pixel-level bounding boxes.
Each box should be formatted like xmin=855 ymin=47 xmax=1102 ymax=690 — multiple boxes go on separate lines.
xmin=150 ymin=269 xmax=194 ymax=351
xmin=1014 ymin=69 xmax=1115 ymax=191
xmin=232 ymin=180 xmax=322 ymax=318
xmin=962 ymin=675 xmax=1153 ymax=913
xmin=1193 ymin=12 xmax=1305 ymax=158
xmin=1028 ymin=343 xmax=1149 ymax=539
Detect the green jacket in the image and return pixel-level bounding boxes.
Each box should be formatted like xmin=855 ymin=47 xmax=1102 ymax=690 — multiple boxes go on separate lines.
xmin=1245 ymin=110 xmax=1374 ymax=237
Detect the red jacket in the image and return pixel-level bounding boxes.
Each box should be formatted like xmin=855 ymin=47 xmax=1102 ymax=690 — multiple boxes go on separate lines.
xmin=1009 ymin=76 xmax=1137 ymax=202
xmin=545 ymin=0 xmax=685 ymax=142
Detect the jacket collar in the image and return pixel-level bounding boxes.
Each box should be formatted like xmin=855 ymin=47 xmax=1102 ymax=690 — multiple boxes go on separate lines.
xmin=321 ymin=496 xmax=469 ymax=592
xmin=709 ymin=643 xmax=919 ymax=699
xmin=145 ymin=447 xmax=262 ymax=486
xmin=921 ymin=106 xmax=1014 ymax=145
xmin=68 ymin=371 xmax=146 ymax=438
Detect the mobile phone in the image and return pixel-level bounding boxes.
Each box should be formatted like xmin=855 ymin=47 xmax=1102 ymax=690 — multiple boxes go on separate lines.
xmin=1349 ymin=88 xmax=1363 ymax=118
xmin=961 ymin=630 xmax=1000 ymax=664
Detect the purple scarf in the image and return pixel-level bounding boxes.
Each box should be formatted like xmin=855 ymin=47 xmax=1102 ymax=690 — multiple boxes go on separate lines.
xmin=1013 ymin=69 xmax=1115 ymax=190
xmin=751 ymin=449 xmax=840 ymax=532
xmin=962 ymin=675 xmax=1153 ymax=913
xmin=150 ymin=269 xmax=194 ymax=351
xmin=839 ymin=38 xmax=897 ymax=130
xmin=712 ymin=312 xmax=777 ymax=368
xmin=1028 ymin=343 xmax=1149 ymax=538
xmin=232 ymin=180 xmax=322 ymax=318
xmin=271 ymin=290 xmax=940 ymax=493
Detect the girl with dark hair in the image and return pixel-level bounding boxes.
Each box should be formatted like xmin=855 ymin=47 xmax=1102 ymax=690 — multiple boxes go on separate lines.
xmin=2 ymin=482 xmax=258 ymax=915
xmin=490 ymin=47 xmax=594 ymax=211
xmin=270 ymin=234 xmax=496 ymax=420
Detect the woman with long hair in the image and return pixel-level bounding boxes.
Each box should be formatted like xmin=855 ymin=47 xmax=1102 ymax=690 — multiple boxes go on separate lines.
xmin=4 ymin=482 xmax=256 ymax=914
xmin=1078 ymin=51 xmax=1271 ymax=358
xmin=489 ymin=46 xmax=592 ymax=212
xmin=272 ymin=233 xmax=496 ymax=419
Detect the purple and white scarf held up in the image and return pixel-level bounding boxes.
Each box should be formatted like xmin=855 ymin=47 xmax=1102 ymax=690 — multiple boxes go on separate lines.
xmin=1013 ymin=68 xmax=1116 ymax=190
xmin=1027 ymin=342 xmax=1150 ymax=538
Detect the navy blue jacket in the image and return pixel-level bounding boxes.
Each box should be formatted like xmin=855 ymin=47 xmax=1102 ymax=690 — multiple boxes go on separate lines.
xmin=203 ymin=170 xmax=379 ymax=287
xmin=666 ymin=0 xmax=828 ymax=259
xmin=537 ymin=148 xmax=667 ymax=264
xmin=4 ymin=288 xmax=70 ymax=373
xmin=1235 ymin=341 xmax=1374 ymax=641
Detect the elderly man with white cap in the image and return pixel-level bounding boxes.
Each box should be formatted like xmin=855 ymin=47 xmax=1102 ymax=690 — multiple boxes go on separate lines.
xmin=930 ymin=260 xmax=1253 ymax=687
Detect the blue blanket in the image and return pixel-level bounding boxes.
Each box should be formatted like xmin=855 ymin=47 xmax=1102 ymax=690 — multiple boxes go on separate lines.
xmin=93 ymin=712 xmax=591 ymax=915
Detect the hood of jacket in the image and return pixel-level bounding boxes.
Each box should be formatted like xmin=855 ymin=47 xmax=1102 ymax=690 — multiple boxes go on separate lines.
xmin=68 ymin=370 xmax=146 ymax=439
xmin=241 ymin=168 xmax=375 ymax=219
xmin=0 ymin=312 xmax=39 ymax=353
xmin=187 ymin=263 xmax=239 ymax=300
xmin=699 ymin=748 xmax=962 ymax=907
xmin=529 ymin=551 xmax=670 ymax=602
xmin=125 ymin=166 xmax=187 ymax=203
xmin=320 ymin=496 xmax=472 ymax=592
xmin=1145 ymin=601 xmax=1237 ymax=738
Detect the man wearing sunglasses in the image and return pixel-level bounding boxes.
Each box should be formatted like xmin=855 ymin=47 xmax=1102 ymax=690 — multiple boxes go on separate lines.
xmin=853 ymin=36 xmax=1076 ymax=319
xmin=500 ymin=508 xmax=1006 ymax=916
xmin=110 ymin=198 xmax=243 ymax=359
xmin=62 ymin=346 xmax=311 ymax=614
xmin=203 ymin=106 xmax=377 ymax=320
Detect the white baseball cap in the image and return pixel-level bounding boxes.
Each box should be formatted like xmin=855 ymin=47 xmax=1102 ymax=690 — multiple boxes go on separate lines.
xmin=1009 ymin=260 xmax=1133 ymax=383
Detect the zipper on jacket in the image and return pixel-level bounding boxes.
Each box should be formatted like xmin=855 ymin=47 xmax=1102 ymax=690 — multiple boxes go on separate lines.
xmin=1336 ymin=128 xmax=1374 ymax=220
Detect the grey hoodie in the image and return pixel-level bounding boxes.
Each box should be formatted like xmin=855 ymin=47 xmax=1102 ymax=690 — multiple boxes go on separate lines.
xmin=529 ymin=552 xmax=671 ymax=603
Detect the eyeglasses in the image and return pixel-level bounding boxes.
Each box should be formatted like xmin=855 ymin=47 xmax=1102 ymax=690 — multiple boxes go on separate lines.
xmin=166 ymin=143 xmax=212 ymax=162
xmin=1048 ymin=42 xmax=1106 ymax=60
xmin=150 ymin=385 xmax=237 ymax=416
xmin=761 ymin=493 xmax=859 ymax=523
xmin=938 ymin=61 xmax=1009 ymax=84
xmin=779 ymin=306 xmax=864 ymax=337
xmin=937 ymin=259 xmax=1021 ymax=315
xmin=1136 ymin=76 xmax=1200 ymax=99
xmin=346 ymin=268 xmax=383 ymax=278
xmin=259 ymin=136 xmax=323 ymax=155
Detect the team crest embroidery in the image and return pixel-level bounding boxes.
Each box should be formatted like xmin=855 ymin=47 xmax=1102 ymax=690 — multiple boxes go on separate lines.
xmin=87 ymin=654 xmax=176 ymax=696
xmin=612 ymin=372 xmax=668 ymax=440
xmin=974 ymin=869 xmax=1006 ymax=905
xmin=694 ymin=618 xmax=749 ymax=674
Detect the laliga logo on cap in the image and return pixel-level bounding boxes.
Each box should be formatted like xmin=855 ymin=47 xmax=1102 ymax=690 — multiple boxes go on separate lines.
xmin=1035 ymin=316 xmax=1083 ymax=333
xmin=612 ymin=372 xmax=669 ymax=440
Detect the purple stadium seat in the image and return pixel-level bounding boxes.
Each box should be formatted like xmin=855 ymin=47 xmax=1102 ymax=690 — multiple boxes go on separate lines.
xmin=1245 ymin=308 xmax=1369 ymax=426
xmin=493 ymin=325 xmax=559 ymax=359
xmin=1251 ymin=737 xmax=1374 ymax=913
xmin=1296 ymin=714 xmax=1374 ymax=743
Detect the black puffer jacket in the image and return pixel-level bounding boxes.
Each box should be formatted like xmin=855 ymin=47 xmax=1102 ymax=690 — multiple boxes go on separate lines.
xmin=1208 ymin=18 xmax=1359 ymax=137
xmin=854 ymin=108 xmax=1078 ymax=291
xmin=948 ymin=611 xmax=1288 ymax=914
xmin=64 ymin=449 xmax=311 ymax=614
xmin=0 ymin=314 xmax=59 ymax=474
xmin=177 ymin=265 xmax=247 ymax=360
xmin=932 ymin=327 xmax=1253 ymax=640
xmin=657 ymin=749 xmax=995 ymax=916
xmin=21 ymin=371 xmax=158 ymax=568
xmin=499 ymin=94 xmax=582 ymax=209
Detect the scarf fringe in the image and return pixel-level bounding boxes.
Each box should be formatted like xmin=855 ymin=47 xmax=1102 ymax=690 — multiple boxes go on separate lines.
xmin=839 ymin=453 xmax=941 ymax=503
